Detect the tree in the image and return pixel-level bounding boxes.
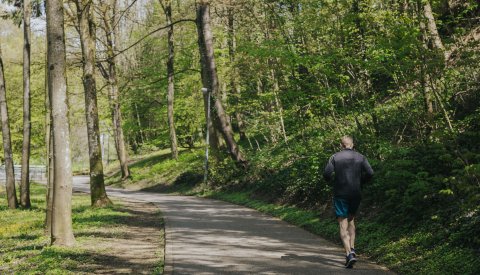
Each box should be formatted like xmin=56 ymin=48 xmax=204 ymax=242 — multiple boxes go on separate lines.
xmin=73 ymin=0 xmax=112 ymax=207
xmin=196 ymin=0 xmax=246 ymax=166
xmin=0 ymin=45 xmax=18 ymax=209
xmin=160 ymin=0 xmax=179 ymax=160
xmin=44 ymin=33 xmax=53 ymax=235
xmin=45 ymin=110 xmax=54 ymax=235
xmin=46 ymin=0 xmax=75 ymax=246
xmin=226 ymin=3 xmax=246 ymax=142
xmin=99 ymin=0 xmax=131 ymax=179
xmin=20 ymin=0 xmax=32 ymax=208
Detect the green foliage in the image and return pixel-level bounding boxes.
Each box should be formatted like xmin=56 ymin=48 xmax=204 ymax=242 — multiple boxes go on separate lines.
xmin=93 ymin=0 xmax=480 ymax=272
xmin=0 ymin=25 xmax=47 ymax=164
xmin=106 ymin=137 xmax=479 ymax=275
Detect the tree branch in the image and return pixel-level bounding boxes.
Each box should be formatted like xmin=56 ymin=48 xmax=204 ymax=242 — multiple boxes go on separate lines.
xmin=113 ymin=18 xmax=196 ymax=58
xmin=112 ymin=0 xmax=139 ymax=30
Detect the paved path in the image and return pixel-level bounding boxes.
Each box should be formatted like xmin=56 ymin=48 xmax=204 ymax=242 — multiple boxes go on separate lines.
xmin=73 ymin=176 xmax=393 ymax=274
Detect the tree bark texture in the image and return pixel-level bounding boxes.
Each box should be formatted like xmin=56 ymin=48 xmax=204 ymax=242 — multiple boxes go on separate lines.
xmin=44 ymin=42 xmax=53 ymax=236
xmin=0 ymin=46 xmax=18 ymax=209
xmin=75 ymin=0 xmax=111 ymax=207
xmin=196 ymin=1 xmax=246 ymax=166
xmin=417 ymin=2 xmax=435 ymax=121
xmin=196 ymin=3 xmax=220 ymax=151
xmin=102 ymin=1 xmax=130 ymax=179
xmin=21 ymin=0 xmax=32 ymax=208
xmin=46 ymin=0 xmax=75 ymax=246
xmin=162 ymin=0 xmax=179 ymax=160
xmin=422 ymin=0 xmax=446 ymax=56
xmin=45 ymin=115 xmax=54 ymax=236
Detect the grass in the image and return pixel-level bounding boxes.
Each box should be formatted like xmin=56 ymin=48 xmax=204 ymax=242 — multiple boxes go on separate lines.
xmin=204 ymin=190 xmax=478 ymax=274
xmin=107 ymin=149 xmax=480 ymax=274
xmin=105 ymin=148 xmax=205 ymax=192
xmin=0 ymin=184 xmax=165 ymax=274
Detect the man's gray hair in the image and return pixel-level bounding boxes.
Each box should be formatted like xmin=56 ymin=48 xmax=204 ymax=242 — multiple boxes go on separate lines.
xmin=341 ymin=136 xmax=354 ymax=149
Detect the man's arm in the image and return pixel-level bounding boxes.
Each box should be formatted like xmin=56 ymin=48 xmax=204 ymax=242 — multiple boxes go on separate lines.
xmin=323 ymin=155 xmax=335 ymax=182
xmin=361 ymin=156 xmax=374 ymax=183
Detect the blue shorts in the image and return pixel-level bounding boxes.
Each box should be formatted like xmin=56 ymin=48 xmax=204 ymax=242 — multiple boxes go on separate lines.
xmin=333 ymin=197 xmax=361 ymax=218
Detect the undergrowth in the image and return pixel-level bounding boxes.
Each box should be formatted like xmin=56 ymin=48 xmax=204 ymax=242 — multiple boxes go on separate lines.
xmin=111 ymin=136 xmax=480 ymax=274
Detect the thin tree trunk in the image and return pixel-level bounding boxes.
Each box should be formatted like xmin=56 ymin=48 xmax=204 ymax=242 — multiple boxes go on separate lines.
xmin=161 ymin=0 xmax=179 ymax=160
xmin=417 ymin=2 xmax=435 ymax=122
xmin=421 ymin=0 xmax=453 ymax=132
xmin=46 ymin=0 xmax=75 ymax=246
xmin=110 ymin=52 xmax=131 ymax=181
xmin=102 ymin=1 xmax=130 ymax=179
xmin=420 ymin=59 xmax=434 ymax=115
xmin=227 ymin=5 xmax=246 ymax=141
xmin=270 ymin=68 xmax=288 ymax=143
xmin=20 ymin=0 xmax=32 ymax=208
xmin=45 ymin=115 xmax=54 ymax=235
xmin=75 ymin=0 xmax=111 ymax=207
xmin=134 ymin=103 xmax=145 ymax=144
xmin=0 ymin=46 xmax=18 ymax=209
xmin=45 ymin=40 xmax=53 ymax=236
xmin=196 ymin=0 xmax=246 ymax=166
xmin=429 ymin=79 xmax=454 ymax=132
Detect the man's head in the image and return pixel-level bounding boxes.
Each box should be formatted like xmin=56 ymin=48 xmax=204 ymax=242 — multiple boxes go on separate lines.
xmin=341 ymin=136 xmax=354 ymax=149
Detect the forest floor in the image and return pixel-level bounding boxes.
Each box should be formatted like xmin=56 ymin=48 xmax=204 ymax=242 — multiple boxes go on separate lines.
xmin=0 ymin=184 xmax=164 ymax=274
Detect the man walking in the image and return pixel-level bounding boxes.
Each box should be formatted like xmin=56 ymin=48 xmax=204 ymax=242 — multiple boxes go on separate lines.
xmin=323 ymin=136 xmax=374 ymax=268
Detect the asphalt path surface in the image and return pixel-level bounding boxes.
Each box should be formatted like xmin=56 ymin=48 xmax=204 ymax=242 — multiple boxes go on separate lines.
xmin=73 ymin=176 xmax=393 ymax=275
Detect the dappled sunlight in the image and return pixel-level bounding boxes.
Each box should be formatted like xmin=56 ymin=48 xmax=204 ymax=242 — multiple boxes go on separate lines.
xmin=72 ymin=176 xmax=392 ymax=274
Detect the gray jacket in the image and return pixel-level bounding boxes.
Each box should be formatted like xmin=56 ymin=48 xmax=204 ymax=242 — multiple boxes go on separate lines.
xmin=323 ymin=149 xmax=374 ymax=199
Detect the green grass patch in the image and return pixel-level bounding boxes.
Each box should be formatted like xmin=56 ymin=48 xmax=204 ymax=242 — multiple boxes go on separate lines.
xmin=0 ymin=184 xmax=164 ymax=274
xmin=105 ymin=148 xmax=204 ymax=192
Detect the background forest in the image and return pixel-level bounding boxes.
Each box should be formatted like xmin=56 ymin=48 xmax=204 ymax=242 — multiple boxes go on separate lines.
xmin=1 ymin=0 xmax=479 ymax=273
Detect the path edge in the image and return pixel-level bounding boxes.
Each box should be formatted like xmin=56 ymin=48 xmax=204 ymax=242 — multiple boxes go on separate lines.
xmin=155 ymin=202 xmax=174 ymax=275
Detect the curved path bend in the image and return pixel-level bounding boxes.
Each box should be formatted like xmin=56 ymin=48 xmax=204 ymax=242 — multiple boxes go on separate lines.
xmin=73 ymin=176 xmax=393 ymax=275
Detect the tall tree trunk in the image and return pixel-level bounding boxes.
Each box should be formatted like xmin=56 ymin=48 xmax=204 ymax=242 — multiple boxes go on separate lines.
xmin=420 ymin=55 xmax=434 ymax=115
xmin=45 ymin=42 xmax=53 ymax=236
xmin=46 ymin=0 xmax=75 ymax=246
xmin=417 ymin=1 xmax=435 ymax=123
xmin=134 ymin=102 xmax=145 ymax=144
xmin=45 ymin=115 xmax=54 ymax=235
xmin=0 ymin=46 xmax=18 ymax=209
xmin=161 ymin=0 xmax=179 ymax=160
xmin=227 ymin=5 xmax=246 ymax=141
xmin=421 ymin=0 xmax=454 ymax=131
xmin=75 ymin=0 xmax=111 ymax=207
xmin=102 ymin=1 xmax=130 ymax=179
xmin=20 ymin=0 xmax=32 ymax=208
xmin=423 ymin=0 xmax=446 ymax=56
xmin=196 ymin=3 xmax=220 ymax=151
xmin=196 ymin=0 xmax=246 ymax=166
xmin=110 ymin=77 xmax=131 ymax=180
xmin=270 ymin=67 xmax=288 ymax=143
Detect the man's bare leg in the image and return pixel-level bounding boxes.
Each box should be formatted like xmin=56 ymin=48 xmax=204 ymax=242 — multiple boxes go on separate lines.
xmin=338 ymin=217 xmax=351 ymax=255
xmin=348 ymin=216 xmax=355 ymax=251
